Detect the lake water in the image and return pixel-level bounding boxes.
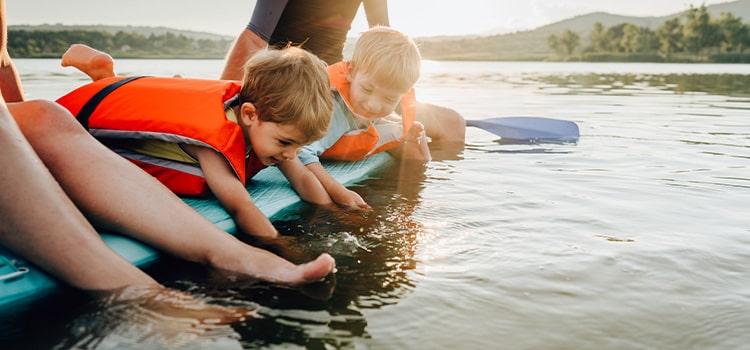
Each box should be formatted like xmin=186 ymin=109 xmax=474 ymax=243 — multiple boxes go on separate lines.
xmin=3 ymin=59 xmax=750 ymax=349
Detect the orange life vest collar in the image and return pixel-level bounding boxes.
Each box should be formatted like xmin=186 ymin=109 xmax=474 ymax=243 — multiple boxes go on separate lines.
xmin=56 ymin=76 xmax=248 ymax=196
xmin=321 ymin=61 xmax=416 ymax=161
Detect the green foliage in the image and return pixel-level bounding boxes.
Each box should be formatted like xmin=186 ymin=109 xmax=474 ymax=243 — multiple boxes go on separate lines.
xmin=657 ymin=18 xmax=683 ymax=56
xmin=717 ymin=12 xmax=749 ymax=52
xmin=7 ymin=29 xmax=233 ymax=58
xmin=533 ymin=71 xmax=750 ymax=97
xmin=589 ymin=22 xmax=613 ymax=53
xmin=548 ymin=30 xmax=581 ymax=58
xmin=582 ymin=52 xmax=668 ymax=62
xmin=711 ymin=52 xmax=750 ymax=62
xmin=549 ymin=3 xmax=750 ymax=62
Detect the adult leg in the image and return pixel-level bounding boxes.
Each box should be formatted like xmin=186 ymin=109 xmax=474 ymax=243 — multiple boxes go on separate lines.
xmin=0 ymin=100 xmax=157 ymax=291
xmin=1 ymin=101 xmax=259 ymax=323
xmin=10 ymin=100 xmax=334 ymax=285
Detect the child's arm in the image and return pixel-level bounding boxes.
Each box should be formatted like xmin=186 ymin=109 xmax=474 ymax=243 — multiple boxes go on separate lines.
xmin=277 ymin=157 xmax=333 ymax=205
xmin=183 ymin=144 xmax=278 ymax=240
xmin=277 ymin=157 xmax=369 ymax=210
xmin=305 ymin=162 xmax=370 ymax=209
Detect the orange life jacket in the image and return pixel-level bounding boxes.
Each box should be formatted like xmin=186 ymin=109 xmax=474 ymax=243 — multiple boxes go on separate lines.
xmin=56 ymin=76 xmax=251 ymax=197
xmin=320 ymin=61 xmax=416 ymax=161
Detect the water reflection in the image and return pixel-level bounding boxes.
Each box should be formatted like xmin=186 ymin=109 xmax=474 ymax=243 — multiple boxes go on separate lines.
xmin=0 ymin=285 xmax=257 ymax=349
xmin=48 ymin=159 xmax=431 ymax=349
xmin=61 ymin=286 xmax=259 ymax=349
xmin=186 ymin=160 xmax=429 ymax=348
xmin=529 ymin=73 xmax=750 ymax=98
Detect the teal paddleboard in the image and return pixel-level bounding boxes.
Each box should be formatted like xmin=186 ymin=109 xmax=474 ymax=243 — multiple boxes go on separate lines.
xmin=0 ymin=153 xmax=393 ymax=308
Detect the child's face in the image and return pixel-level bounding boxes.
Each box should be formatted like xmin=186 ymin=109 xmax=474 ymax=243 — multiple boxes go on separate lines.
xmin=346 ymin=69 xmax=410 ymax=121
xmin=244 ymin=112 xmax=307 ymax=166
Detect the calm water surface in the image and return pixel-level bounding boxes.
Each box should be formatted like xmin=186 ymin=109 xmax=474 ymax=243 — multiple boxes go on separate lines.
xmin=3 ymin=59 xmax=750 ymax=349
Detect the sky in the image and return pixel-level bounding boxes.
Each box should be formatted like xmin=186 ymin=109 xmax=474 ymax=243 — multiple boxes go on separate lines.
xmin=6 ymin=0 xmax=736 ymax=38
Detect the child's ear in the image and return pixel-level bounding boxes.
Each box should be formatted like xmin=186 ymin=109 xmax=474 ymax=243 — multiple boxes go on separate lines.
xmin=239 ymin=102 xmax=258 ymax=125
xmin=345 ymin=62 xmax=355 ymax=82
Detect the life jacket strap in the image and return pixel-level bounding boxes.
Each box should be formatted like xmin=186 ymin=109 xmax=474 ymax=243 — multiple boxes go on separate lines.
xmin=75 ymin=76 xmax=148 ymax=129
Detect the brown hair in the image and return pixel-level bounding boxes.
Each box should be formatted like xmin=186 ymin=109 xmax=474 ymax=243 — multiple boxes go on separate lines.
xmin=238 ymin=46 xmax=333 ymax=144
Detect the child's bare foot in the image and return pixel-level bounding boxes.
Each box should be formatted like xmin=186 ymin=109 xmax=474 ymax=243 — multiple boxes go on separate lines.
xmin=61 ymin=44 xmax=116 ymax=81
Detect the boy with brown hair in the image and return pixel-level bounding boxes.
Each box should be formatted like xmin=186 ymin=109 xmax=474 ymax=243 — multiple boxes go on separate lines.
xmin=58 ymin=44 xmax=334 ymax=240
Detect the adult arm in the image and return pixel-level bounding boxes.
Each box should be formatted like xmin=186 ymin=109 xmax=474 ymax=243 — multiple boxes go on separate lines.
xmin=363 ymin=0 xmax=390 ymax=27
xmin=220 ymin=0 xmax=287 ymax=80
xmin=184 ymin=144 xmax=279 ymax=240
xmin=0 ymin=0 xmax=23 ymax=102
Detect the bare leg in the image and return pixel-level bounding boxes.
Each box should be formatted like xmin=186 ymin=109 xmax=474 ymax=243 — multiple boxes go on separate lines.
xmin=0 ymin=99 xmax=256 ymax=320
xmin=0 ymin=100 xmax=157 ymax=291
xmin=415 ymin=101 xmax=466 ymax=142
xmin=9 ymin=100 xmax=335 ymax=285
xmin=61 ymin=44 xmax=116 ymax=81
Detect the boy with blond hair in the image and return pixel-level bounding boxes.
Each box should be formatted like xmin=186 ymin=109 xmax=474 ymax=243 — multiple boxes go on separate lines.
xmin=278 ymin=26 xmax=430 ymax=209
xmin=58 ymin=45 xmax=334 ymax=240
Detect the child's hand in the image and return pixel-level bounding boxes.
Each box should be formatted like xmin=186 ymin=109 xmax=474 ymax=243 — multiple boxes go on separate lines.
xmin=250 ymin=227 xmax=280 ymax=241
xmin=400 ymin=122 xmax=431 ymax=162
xmin=332 ymin=188 xmax=371 ymax=210
xmin=406 ymin=121 xmax=427 ymax=143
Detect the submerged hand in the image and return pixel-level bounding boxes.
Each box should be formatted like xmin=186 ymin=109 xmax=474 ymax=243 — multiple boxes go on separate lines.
xmin=333 ymin=188 xmax=370 ymax=210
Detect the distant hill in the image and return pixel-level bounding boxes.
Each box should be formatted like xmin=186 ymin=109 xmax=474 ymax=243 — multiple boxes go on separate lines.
xmin=8 ymin=24 xmax=232 ymax=41
xmin=416 ymin=0 xmax=750 ymax=60
xmin=538 ymin=0 xmax=750 ymax=35
xmin=7 ymin=24 xmax=234 ymax=59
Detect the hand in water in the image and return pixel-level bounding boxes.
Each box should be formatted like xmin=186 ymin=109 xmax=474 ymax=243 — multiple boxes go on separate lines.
xmin=399 ymin=122 xmax=432 ymax=162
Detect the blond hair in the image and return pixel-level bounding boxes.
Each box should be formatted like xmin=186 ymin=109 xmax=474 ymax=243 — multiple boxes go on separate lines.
xmin=238 ymin=46 xmax=333 ymax=144
xmin=350 ymin=26 xmax=421 ymax=91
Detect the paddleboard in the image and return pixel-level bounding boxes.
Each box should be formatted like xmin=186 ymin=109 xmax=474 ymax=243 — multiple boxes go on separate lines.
xmin=0 ymin=153 xmax=393 ymax=308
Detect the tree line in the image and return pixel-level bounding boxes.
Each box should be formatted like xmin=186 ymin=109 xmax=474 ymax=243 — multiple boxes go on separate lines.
xmin=548 ymin=4 xmax=750 ymax=62
xmin=7 ymin=29 xmax=233 ymax=59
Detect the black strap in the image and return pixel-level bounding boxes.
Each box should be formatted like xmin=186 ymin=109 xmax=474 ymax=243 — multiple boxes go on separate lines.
xmin=75 ymin=76 xmax=147 ymax=129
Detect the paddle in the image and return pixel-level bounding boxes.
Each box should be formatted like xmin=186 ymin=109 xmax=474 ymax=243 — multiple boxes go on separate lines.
xmin=466 ymin=117 xmax=579 ymax=143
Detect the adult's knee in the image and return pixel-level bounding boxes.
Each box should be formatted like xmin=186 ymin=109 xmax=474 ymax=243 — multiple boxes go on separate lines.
xmin=9 ymin=99 xmax=80 ymax=134
xmin=7 ymin=99 xmax=86 ymax=151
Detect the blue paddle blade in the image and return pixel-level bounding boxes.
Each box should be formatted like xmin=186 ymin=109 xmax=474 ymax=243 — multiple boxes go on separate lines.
xmin=466 ymin=117 xmax=579 ymax=143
